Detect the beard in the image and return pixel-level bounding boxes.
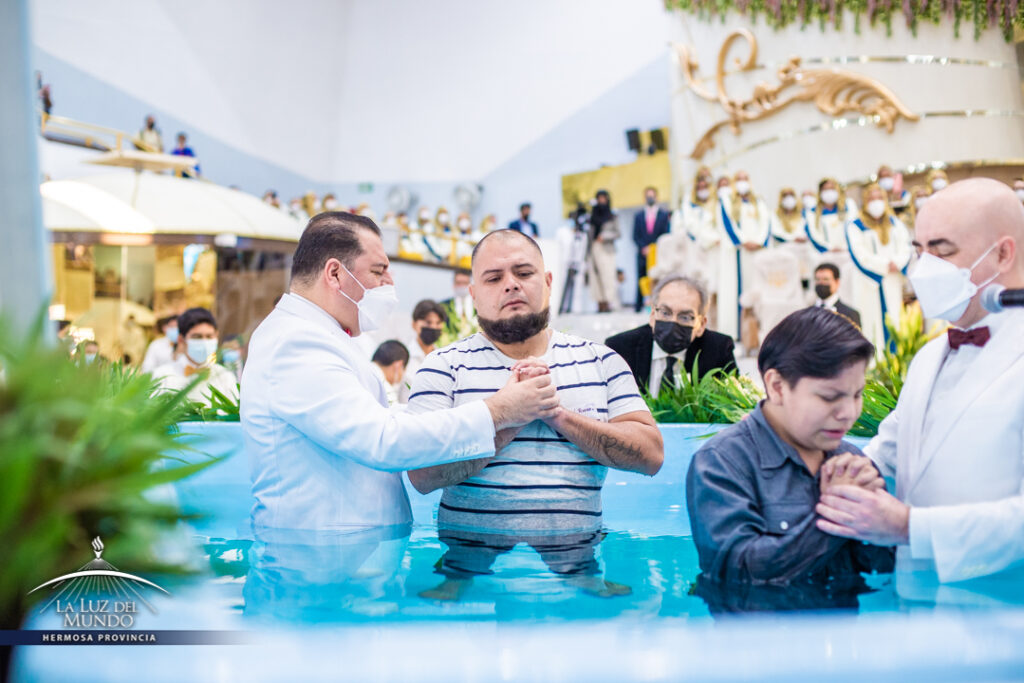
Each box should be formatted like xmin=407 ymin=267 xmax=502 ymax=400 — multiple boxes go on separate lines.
xmin=478 ymin=307 xmax=550 ymax=345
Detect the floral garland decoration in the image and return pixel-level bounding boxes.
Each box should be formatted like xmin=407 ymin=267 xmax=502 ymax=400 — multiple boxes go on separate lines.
xmin=664 ymin=0 xmax=1024 ymax=40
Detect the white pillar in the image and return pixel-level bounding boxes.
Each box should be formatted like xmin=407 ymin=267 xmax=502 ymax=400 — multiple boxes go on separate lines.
xmin=0 ymin=0 xmax=52 ymax=335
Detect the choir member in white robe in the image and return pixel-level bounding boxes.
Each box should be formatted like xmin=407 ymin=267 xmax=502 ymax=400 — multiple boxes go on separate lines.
xmin=845 ymin=184 xmax=913 ymax=353
xmin=769 ymin=187 xmax=813 ymax=285
xmin=806 ymin=177 xmax=858 ymax=304
xmin=717 ymin=170 xmax=771 ymax=340
xmin=679 ymin=174 xmax=719 ymax=292
xmin=877 ymin=164 xmax=910 ymax=213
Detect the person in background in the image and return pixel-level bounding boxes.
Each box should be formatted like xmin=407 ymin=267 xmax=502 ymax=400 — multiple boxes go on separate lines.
xmin=141 ymin=315 xmax=178 ymax=374
xmin=717 ymin=170 xmax=770 ymax=340
xmin=371 ymin=340 xmax=410 ymax=407
xmin=399 ymin=299 xmax=448 ymax=403
xmin=151 ymin=307 xmax=238 ymax=405
xmin=1012 ymin=177 xmax=1024 ymax=205
xmin=876 ymin=164 xmax=909 ymax=212
xmin=36 ymin=71 xmax=52 ymax=115
xmin=322 ymin=193 xmax=340 ymax=211
xmin=263 ymin=190 xmax=280 ymax=208
xmin=926 ymin=168 xmax=950 ymax=194
xmin=440 ymin=269 xmax=475 ymax=336
xmin=812 ymin=263 xmax=861 ymax=329
xmin=806 ymin=177 xmax=856 ymax=255
xmin=587 ymin=190 xmax=620 ymax=313
xmin=138 ymin=114 xmax=163 ymax=152
xmin=771 ymin=187 xmax=813 ymax=286
xmin=220 ymin=334 xmax=245 ymax=382
xmin=79 ymin=340 xmax=102 ymax=365
xmin=508 ymin=202 xmax=539 ymax=237
xmin=817 ymin=178 xmax=1024 ymax=589
xmin=632 ymin=187 xmax=671 ymax=312
xmin=605 ymin=275 xmax=736 ymax=396
xmin=905 ymin=185 xmax=931 ymax=233
xmin=687 ymin=307 xmax=894 ymax=584
xmin=845 ymin=184 xmax=912 ymax=352
xmin=172 ymin=132 xmax=199 ymax=177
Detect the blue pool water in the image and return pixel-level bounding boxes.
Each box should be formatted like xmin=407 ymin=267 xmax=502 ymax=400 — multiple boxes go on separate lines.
xmin=13 ymin=423 xmax=1024 ymax=682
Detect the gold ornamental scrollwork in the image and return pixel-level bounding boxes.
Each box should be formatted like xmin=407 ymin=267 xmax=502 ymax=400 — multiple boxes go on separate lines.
xmin=677 ymin=29 xmax=920 ymax=160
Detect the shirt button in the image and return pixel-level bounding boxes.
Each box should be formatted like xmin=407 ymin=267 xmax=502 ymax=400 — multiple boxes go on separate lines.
xmin=780 ymin=521 xmax=789 ymax=531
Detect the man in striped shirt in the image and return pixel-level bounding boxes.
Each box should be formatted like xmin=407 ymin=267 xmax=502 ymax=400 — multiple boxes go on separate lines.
xmin=407 ymin=229 xmax=663 ymax=598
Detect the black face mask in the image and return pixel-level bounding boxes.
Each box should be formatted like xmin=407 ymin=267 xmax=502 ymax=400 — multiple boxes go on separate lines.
xmin=815 ymin=284 xmax=833 ymax=301
xmin=653 ymin=321 xmax=693 ymax=355
xmin=418 ymin=326 xmax=442 ymax=346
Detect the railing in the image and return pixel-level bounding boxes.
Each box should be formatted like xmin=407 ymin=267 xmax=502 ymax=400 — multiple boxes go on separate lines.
xmin=39 ymin=112 xmax=160 ymax=154
xmin=397 ymin=227 xmax=479 ymax=268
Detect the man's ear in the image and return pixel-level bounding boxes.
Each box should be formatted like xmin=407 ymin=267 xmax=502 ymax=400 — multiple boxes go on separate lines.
xmin=996 ymin=236 xmax=1017 ymax=273
xmin=324 ymin=257 xmax=342 ymax=289
xmin=763 ymin=368 xmax=786 ymax=405
xmin=545 ymin=271 xmax=553 ymax=288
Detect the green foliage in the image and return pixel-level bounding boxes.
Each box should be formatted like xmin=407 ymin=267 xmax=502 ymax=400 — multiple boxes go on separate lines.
xmin=178 ymin=381 xmax=241 ymax=422
xmin=438 ymin=301 xmax=480 ymax=347
xmin=0 ymin=313 xmax=220 ymax=629
xmin=645 ymin=360 xmax=764 ymax=424
xmin=664 ymin=0 xmax=1024 ymax=40
xmin=851 ymin=305 xmax=945 ymax=436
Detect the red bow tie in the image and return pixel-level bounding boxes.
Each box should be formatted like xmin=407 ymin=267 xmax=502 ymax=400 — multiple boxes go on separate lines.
xmin=947 ymin=326 xmax=990 ymax=350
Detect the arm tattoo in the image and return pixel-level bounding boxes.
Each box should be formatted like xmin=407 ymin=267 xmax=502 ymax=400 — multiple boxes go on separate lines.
xmin=597 ymin=433 xmax=643 ymax=467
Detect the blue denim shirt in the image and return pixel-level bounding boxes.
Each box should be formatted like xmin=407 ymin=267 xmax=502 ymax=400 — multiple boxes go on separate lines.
xmin=686 ymin=402 xmax=894 ymax=584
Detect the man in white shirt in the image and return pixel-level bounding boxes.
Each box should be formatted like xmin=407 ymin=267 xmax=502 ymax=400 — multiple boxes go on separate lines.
xmin=242 ymin=211 xmax=560 ymax=531
xmin=371 ymin=340 xmax=409 ymax=407
xmin=816 ymin=178 xmax=1024 ymax=587
xmin=141 ymin=315 xmax=178 ymax=374
xmin=441 ymin=269 xmax=474 ymax=335
xmin=151 ymin=308 xmax=238 ymax=406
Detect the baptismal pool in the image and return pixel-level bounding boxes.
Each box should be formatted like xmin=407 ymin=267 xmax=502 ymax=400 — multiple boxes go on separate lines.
xmin=12 ymin=424 xmax=1024 ymax=682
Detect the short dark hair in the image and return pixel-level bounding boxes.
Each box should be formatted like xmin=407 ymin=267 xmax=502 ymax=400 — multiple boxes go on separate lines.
xmin=177 ymin=307 xmax=218 ymax=338
xmin=814 ymin=263 xmax=841 ymax=280
xmin=157 ymin=315 xmax=177 ymax=331
xmin=471 ymin=228 xmax=542 ymax=263
xmin=453 ymin=268 xmax=471 ymax=280
xmin=519 ymin=202 xmax=531 ymax=211
xmin=758 ymin=307 xmax=873 ymax=384
xmin=372 ymin=340 xmax=409 ymax=367
xmin=412 ymin=299 xmax=447 ymax=324
xmin=290 ymin=211 xmax=381 ymax=285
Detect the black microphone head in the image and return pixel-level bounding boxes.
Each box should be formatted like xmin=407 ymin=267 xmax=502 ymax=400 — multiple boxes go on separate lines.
xmin=981 ymin=284 xmax=1005 ymax=313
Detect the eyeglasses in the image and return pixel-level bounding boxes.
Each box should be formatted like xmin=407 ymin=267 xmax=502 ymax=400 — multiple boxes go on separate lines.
xmin=654 ymin=307 xmax=698 ymax=325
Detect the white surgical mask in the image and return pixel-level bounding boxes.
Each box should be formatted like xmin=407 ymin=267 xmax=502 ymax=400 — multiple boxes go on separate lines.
xmin=866 ymin=199 xmax=887 ymax=219
xmin=186 ymin=338 xmax=218 ymax=365
xmin=802 ymin=195 xmax=817 ymax=210
xmin=909 ymin=241 xmax=1000 ymax=322
xmin=820 ymin=189 xmax=839 ymax=205
xmin=931 ymin=178 xmax=948 ymax=191
xmin=437 ymin=213 xmax=449 ymax=224
xmin=717 ymin=187 xmax=731 ymax=201
xmin=878 ymin=177 xmax=895 ymax=192
xmin=1016 ymin=188 xmax=1024 ymax=201
xmin=454 ymin=285 xmax=470 ymax=299
xmin=84 ymin=353 xmax=97 ymax=364
xmin=458 ymin=218 xmax=471 ymax=230
xmin=323 ymin=199 xmax=338 ymax=210
xmin=915 ymin=197 xmax=928 ymax=210
xmin=734 ymin=180 xmax=751 ymax=196
xmin=165 ymin=327 xmax=179 ymax=344
xmin=222 ymin=349 xmax=241 ymax=365
xmin=696 ymin=188 xmax=710 ymax=201
xmin=780 ymin=195 xmax=797 ymax=211
xmin=339 ymin=264 xmax=399 ymax=333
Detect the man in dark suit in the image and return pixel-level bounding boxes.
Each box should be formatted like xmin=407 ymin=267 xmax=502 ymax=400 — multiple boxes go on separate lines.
xmin=508 ymin=202 xmax=539 ymax=237
xmin=813 ymin=263 xmax=861 ymax=329
xmin=632 ymin=187 xmax=671 ymax=311
xmin=605 ymin=274 xmax=737 ymax=396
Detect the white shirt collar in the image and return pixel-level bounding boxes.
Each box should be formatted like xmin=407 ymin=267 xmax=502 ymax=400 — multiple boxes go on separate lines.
xmin=818 ymin=292 xmax=840 ymax=308
xmin=651 ymin=337 xmax=685 ymax=362
xmin=278 ymin=292 xmax=345 ymax=333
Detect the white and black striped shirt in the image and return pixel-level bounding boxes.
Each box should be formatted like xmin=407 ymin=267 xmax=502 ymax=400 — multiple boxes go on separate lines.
xmin=407 ymin=330 xmax=648 ymax=533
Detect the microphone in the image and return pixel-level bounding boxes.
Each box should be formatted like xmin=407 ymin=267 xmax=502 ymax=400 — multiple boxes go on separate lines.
xmin=981 ymin=284 xmax=1024 ymax=313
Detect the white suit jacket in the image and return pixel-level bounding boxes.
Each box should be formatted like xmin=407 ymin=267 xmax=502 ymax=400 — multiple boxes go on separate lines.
xmin=866 ymin=309 xmax=1024 ymax=583
xmin=241 ymin=293 xmax=496 ymax=531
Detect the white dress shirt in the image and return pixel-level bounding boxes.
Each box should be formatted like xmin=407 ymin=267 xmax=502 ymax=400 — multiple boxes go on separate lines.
xmin=452 ymin=295 xmax=474 ymax=321
xmin=141 ymin=336 xmax=175 ymax=374
xmin=241 ymin=293 xmax=497 ymax=531
xmin=816 ymin=292 xmax=840 ymax=311
xmin=650 ymin=340 xmax=686 ymax=392
xmin=151 ymin=355 xmax=239 ymax=405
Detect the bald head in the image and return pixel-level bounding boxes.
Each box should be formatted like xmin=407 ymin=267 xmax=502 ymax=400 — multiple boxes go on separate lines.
xmin=914 ymin=178 xmax=1023 ymax=325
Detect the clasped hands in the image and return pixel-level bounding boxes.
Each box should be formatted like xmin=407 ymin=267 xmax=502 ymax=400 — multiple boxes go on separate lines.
xmin=815 ymin=454 xmax=910 ymax=546
xmin=485 ymin=357 xmax=561 ymax=430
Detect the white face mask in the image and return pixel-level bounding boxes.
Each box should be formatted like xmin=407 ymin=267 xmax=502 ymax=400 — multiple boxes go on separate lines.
xmin=866 ymin=199 xmax=887 ymax=219
xmin=802 ymin=195 xmax=817 ymax=210
xmin=878 ymin=177 xmax=895 ymax=192
xmin=931 ymin=178 xmax=948 ymax=191
xmin=1016 ymin=188 xmax=1024 ymax=201
xmin=458 ymin=218 xmax=471 ymax=230
xmin=418 ymin=211 xmax=430 ymax=222
xmin=780 ymin=195 xmax=797 ymax=211
xmin=165 ymin=327 xmax=179 ymax=344
xmin=323 ymin=199 xmax=338 ymax=210
xmin=222 ymin=349 xmax=241 ymax=365
xmin=915 ymin=197 xmax=928 ymax=210
xmin=909 ymin=241 xmax=1000 ymax=322
xmin=337 ymin=264 xmax=397 ymax=331
xmin=734 ymin=180 xmax=751 ymax=196
xmin=696 ymin=188 xmax=710 ymax=202
xmin=454 ymin=285 xmax=470 ymax=299
xmin=186 ymin=338 xmax=218 ymax=365
xmin=339 ymin=264 xmax=399 ymax=333
xmin=437 ymin=213 xmax=449 ymax=224
xmin=717 ymin=187 xmax=731 ymax=201
xmin=820 ymin=189 xmax=839 ymax=206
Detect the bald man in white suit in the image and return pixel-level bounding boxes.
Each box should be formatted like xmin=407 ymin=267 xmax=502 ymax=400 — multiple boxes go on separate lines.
xmin=816 ymin=178 xmax=1024 ymax=590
